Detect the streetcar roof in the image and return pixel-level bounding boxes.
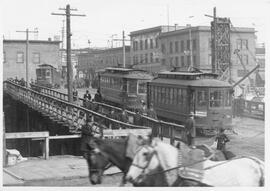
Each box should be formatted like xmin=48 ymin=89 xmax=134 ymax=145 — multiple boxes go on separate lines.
xmin=101 ymin=67 xmax=153 ymax=80
xmin=158 ymin=71 xmax=218 ymax=78
xmin=151 ymin=78 xmax=232 ymax=88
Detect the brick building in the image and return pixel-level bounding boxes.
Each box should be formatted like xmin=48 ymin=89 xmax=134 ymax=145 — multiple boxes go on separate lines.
xmin=77 ymin=46 xmax=130 ymax=81
xmin=3 ymin=39 xmax=61 ymax=81
xmin=129 ymin=25 xmax=184 ymax=73
xmin=159 ymin=26 xmax=257 ymax=85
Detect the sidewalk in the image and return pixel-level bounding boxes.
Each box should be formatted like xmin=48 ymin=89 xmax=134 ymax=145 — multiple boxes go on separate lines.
xmin=3 ymin=155 xmax=121 ymax=186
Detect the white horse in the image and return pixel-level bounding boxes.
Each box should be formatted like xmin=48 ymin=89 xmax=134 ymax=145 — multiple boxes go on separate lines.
xmin=126 ymin=138 xmax=264 ymax=187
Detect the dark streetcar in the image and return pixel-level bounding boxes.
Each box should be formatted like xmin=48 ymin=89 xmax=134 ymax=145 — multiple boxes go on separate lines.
xmin=98 ymin=67 xmax=153 ymax=110
xmin=36 ymin=64 xmax=61 ymax=88
xmin=147 ymin=71 xmax=233 ymax=135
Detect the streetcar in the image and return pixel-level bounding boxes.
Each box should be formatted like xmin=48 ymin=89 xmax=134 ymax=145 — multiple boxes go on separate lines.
xmin=36 ymin=64 xmax=61 ymax=88
xmin=98 ymin=67 xmax=154 ymax=109
xmin=147 ymin=71 xmax=233 ymax=135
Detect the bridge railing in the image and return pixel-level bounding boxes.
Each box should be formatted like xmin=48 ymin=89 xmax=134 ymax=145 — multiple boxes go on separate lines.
xmin=5 ymin=80 xmax=186 ymax=144
xmin=29 ymin=83 xmax=186 ymax=138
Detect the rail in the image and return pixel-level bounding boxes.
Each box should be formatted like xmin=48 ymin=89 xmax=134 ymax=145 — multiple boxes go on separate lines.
xmin=4 ymin=80 xmax=186 ymax=144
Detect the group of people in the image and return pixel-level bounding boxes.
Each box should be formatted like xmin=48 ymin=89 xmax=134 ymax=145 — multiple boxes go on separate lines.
xmin=184 ymin=114 xmax=230 ymax=153
xmin=11 ymin=77 xmax=26 ymax=86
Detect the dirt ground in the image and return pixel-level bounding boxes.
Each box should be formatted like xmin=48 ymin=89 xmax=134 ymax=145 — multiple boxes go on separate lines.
xmin=34 ymin=116 xmax=264 ymax=187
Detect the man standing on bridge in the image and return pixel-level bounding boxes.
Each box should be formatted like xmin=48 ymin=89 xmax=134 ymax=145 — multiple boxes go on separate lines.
xmin=185 ymin=113 xmax=196 ymax=148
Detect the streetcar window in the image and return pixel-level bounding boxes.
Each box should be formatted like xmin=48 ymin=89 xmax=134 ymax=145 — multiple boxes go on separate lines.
xmin=173 ymin=88 xmax=178 ymax=105
xmin=162 ymin=87 xmax=166 ymax=104
xmin=224 ymin=89 xmax=232 ymax=107
xmin=46 ymin=69 xmax=51 ymax=76
xmin=138 ymin=81 xmax=147 ymax=94
xmin=177 ymin=88 xmax=182 ymax=105
xmin=197 ymin=90 xmax=208 ymax=107
xmin=154 ymin=86 xmax=158 ymax=103
xmin=209 ymin=89 xmax=223 ymax=107
xmin=170 ymin=88 xmax=174 ymax=105
xmin=128 ymin=80 xmax=137 ymax=94
xmin=157 ymin=87 xmax=161 ymax=103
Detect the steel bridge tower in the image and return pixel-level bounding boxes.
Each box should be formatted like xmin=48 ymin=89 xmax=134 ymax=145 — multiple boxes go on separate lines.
xmin=211 ymin=8 xmax=231 ymax=81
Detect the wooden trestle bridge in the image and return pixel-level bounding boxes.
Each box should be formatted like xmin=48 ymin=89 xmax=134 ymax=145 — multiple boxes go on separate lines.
xmin=3 ymin=80 xmax=186 ymax=144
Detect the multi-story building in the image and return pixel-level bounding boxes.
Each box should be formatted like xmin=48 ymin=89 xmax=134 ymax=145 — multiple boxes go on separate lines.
xmin=255 ymin=43 xmax=265 ymax=86
xmin=159 ymin=26 xmax=257 ymax=87
xmin=3 ymin=39 xmax=61 ymax=81
xmin=129 ymin=25 xmax=184 ymax=73
xmin=77 ymin=46 xmax=131 ymax=81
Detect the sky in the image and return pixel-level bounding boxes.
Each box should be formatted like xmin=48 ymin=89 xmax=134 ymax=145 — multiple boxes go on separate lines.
xmin=1 ymin=0 xmax=270 ymax=48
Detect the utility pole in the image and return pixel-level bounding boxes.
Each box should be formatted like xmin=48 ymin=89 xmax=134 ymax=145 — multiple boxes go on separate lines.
xmin=113 ymin=31 xmax=130 ymax=68
xmin=52 ymin=4 xmax=86 ymax=103
xmin=16 ymin=29 xmax=38 ymax=87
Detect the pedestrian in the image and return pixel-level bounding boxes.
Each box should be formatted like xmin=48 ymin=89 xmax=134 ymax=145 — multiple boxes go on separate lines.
xmin=133 ymin=109 xmax=143 ymax=126
xmin=215 ymin=128 xmax=230 ymax=151
xmin=147 ymin=103 xmax=157 ymax=119
xmin=83 ymin=90 xmax=92 ymax=107
xmin=185 ymin=113 xmax=196 ymax=148
xmin=119 ymin=108 xmax=129 ymax=124
xmin=73 ymin=87 xmax=78 ymax=102
xmin=139 ymin=101 xmax=148 ymax=116
xmin=94 ymin=89 xmax=102 ymax=102
xmin=80 ymin=118 xmax=94 ymax=153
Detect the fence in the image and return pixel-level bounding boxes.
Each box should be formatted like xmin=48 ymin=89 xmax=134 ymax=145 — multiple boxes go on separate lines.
xmin=4 ymin=80 xmax=186 ymax=145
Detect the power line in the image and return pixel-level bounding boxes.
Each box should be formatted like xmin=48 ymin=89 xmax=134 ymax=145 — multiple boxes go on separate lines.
xmin=16 ymin=29 xmax=38 ymax=87
xmin=51 ymin=4 xmax=86 ymax=103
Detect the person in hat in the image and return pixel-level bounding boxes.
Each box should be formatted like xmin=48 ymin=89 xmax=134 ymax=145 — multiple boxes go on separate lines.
xmin=185 ymin=113 xmax=196 ymax=147
xmin=80 ymin=117 xmax=94 ymax=152
xmin=139 ymin=100 xmax=148 ymax=116
xmin=133 ymin=109 xmax=143 ymax=126
xmin=147 ymin=103 xmax=157 ymax=119
xmin=83 ymin=90 xmax=92 ymax=107
xmin=215 ymin=127 xmax=230 ymax=151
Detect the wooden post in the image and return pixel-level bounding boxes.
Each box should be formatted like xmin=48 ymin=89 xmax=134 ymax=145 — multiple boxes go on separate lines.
xmin=3 ymin=112 xmax=7 ymax=167
xmin=45 ymin=137 xmax=49 ymax=160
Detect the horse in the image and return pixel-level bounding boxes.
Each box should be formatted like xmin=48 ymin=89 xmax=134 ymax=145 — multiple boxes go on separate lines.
xmin=126 ymin=137 xmax=265 ymax=187
xmin=82 ymin=134 xmax=229 ymax=186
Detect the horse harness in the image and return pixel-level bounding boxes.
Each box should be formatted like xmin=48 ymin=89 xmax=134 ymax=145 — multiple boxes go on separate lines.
xmin=84 ymin=150 xmax=113 ymax=173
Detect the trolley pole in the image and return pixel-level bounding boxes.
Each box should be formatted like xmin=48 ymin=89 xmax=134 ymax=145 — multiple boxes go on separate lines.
xmin=16 ymin=29 xmax=38 ymax=87
xmin=52 ymin=4 xmax=86 ymax=102
xmin=122 ymin=31 xmax=126 ymax=68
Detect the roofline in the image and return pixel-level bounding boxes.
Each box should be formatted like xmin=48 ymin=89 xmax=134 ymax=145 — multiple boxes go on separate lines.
xmin=159 ymin=26 xmax=255 ymax=38
xmin=3 ymin=39 xmax=62 ymax=44
xmin=77 ymin=46 xmax=131 ymax=56
xmin=130 ymin=25 xmax=180 ymax=36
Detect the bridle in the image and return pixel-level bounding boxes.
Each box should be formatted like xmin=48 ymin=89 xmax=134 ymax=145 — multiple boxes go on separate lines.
xmin=84 ymin=150 xmax=113 ymax=173
xmin=130 ymin=145 xmax=158 ymax=180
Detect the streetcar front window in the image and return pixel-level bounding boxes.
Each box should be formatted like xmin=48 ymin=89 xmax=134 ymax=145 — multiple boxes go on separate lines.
xmin=138 ymin=81 xmax=147 ymax=94
xmin=209 ymin=89 xmax=223 ymax=107
xmin=128 ymin=80 xmax=137 ymax=94
xmin=224 ymin=89 xmax=232 ymax=107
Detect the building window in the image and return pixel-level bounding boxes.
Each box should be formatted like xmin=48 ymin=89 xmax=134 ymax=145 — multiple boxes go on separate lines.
xmin=187 ymin=56 xmax=191 ymax=66
xmin=175 ymin=56 xmax=179 ymax=66
xmin=16 ymin=52 xmax=24 ymax=63
xmin=181 ymin=41 xmax=184 ymax=52
xmin=242 ymin=55 xmax=249 ymax=65
xmin=155 ymin=38 xmax=159 ymax=48
xmin=140 ymin=54 xmax=144 ymax=63
xmin=150 ymin=53 xmax=153 ymax=63
xmin=145 ymin=39 xmax=148 ymax=49
xmin=3 ymin=51 xmax=6 ymax=63
xmin=175 ymin=41 xmax=179 ymax=53
xmin=140 ymin=40 xmax=143 ymax=50
xmin=193 ymin=55 xmax=196 ymax=66
xmin=133 ymin=41 xmax=136 ymax=51
xmin=237 ymin=39 xmax=248 ymax=50
xmin=208 ymin=54 xmax=212 ymax=65
xmin=33 ymin=52 xmax=40 ymax=64
xmin=181 ymin=56 xmax=184 ymax=67
xmin=187 ymin=40 xmax=190 ymax=51
xmin=150 ymin=39 xmax=153 ymax=49
xmin=170 ymin=42 xmax=173 ymax=53
xmin=192 ymin=39 xmax=196 ymax=51
xmin=161 ymin=44 xmax=166 ymax=53
xmin=145 ymin=53 xmax=148 ymax=63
